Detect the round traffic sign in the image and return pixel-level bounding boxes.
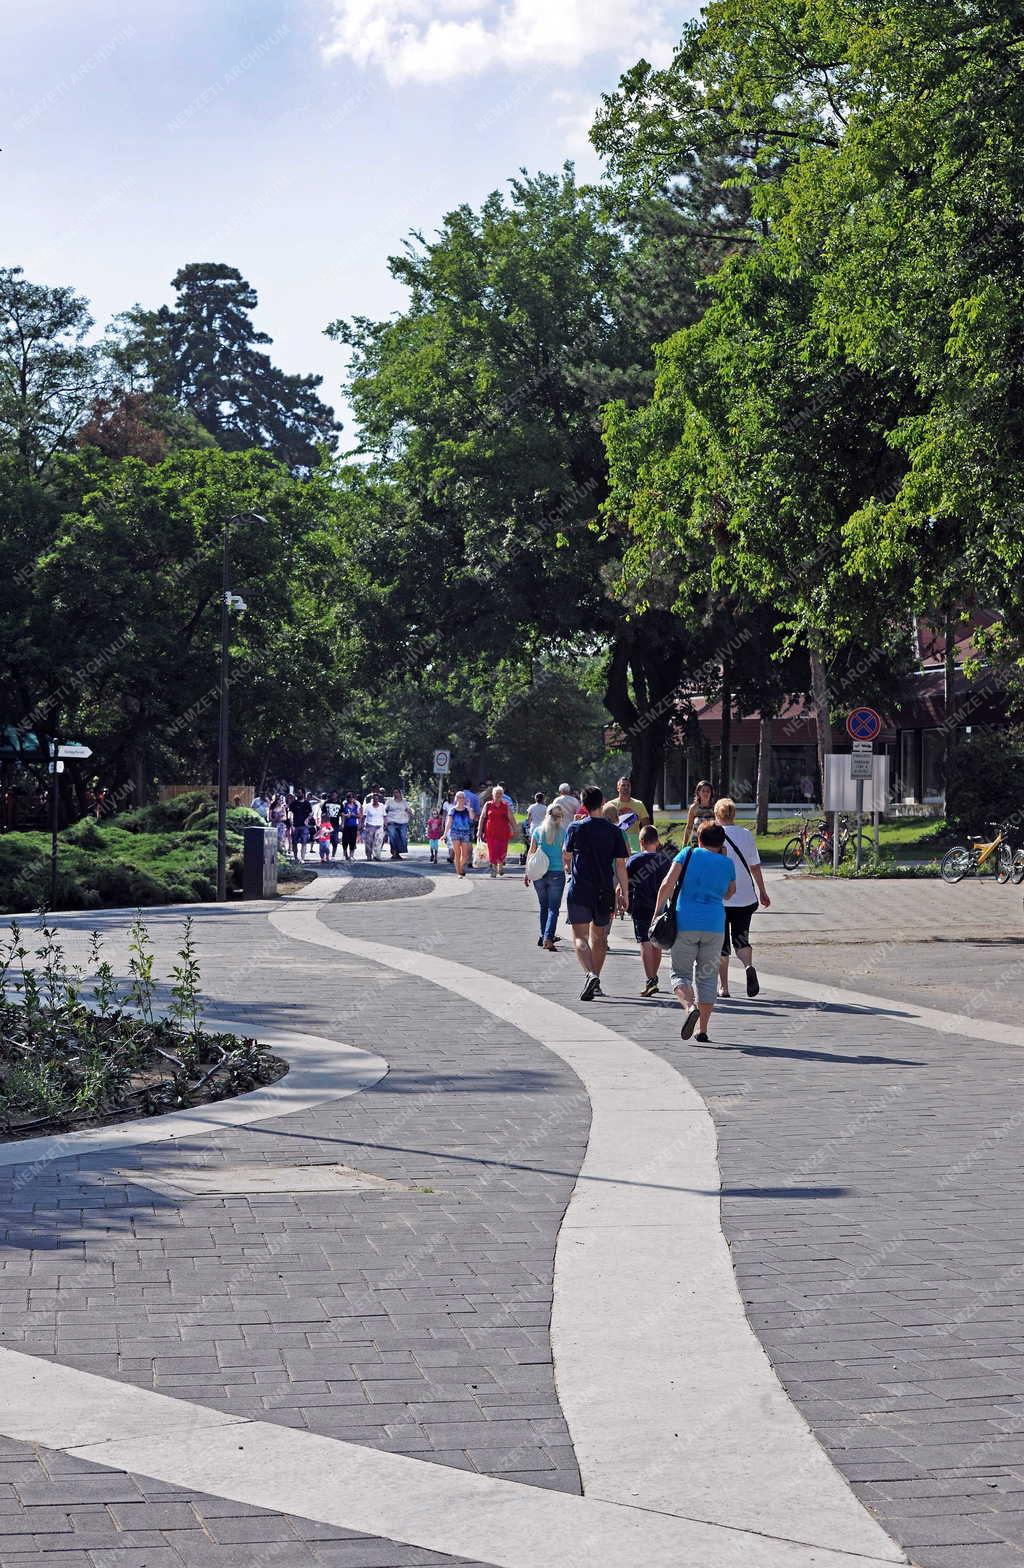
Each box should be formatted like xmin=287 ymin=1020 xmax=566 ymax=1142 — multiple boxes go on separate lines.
xmin=432 ymin=749 xmax=451 ymax=775
xmin=846 ymin=707 xmax=882 ymax=742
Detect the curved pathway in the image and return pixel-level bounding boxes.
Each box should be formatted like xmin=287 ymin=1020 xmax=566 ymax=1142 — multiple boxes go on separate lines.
xmin=3 ymin=862 xmax=1024 ymax=1562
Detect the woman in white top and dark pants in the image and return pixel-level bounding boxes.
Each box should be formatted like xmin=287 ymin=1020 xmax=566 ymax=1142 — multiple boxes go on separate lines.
xmin=715 ymin=797 xmax=771 ymax=998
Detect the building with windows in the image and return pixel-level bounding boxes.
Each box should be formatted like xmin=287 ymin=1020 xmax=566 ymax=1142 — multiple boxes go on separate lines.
xmin=655 ymin=617 xmax=1008 ymax=812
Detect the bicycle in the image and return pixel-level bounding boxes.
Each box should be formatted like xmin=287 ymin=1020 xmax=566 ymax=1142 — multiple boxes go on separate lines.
xmin=781 ymin=813 xmax=826 ymax=870
xmin=939 ymin=822 xmax=1014 ymax=884
xmin=807 ymin=813 xmax=852 ymax=868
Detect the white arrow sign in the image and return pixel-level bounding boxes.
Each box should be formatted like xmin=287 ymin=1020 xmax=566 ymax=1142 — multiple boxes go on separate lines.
xmin=57 ymin=743 xmax=92 ymax=759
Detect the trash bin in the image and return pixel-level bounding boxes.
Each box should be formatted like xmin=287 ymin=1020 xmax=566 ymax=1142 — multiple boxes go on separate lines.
xmin=242 ymin=825 xmax=278 ymax=899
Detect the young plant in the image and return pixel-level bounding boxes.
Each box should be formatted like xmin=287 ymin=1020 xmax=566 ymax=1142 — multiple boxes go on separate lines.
xmin=88 ymin=930 xmax=119 ymax=1017
xmin=127 ymin=910 xmax=156 ymax=1023
xmin=168 ymin=916 xmax=203 ymax=1042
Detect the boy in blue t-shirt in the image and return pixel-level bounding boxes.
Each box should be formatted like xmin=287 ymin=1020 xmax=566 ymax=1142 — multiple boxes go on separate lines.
xmin=654 ymin=821 xmax=735 ymax=1044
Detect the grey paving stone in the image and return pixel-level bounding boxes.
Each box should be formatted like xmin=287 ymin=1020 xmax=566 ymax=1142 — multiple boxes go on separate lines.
xmin=17 ymin=865 xmax=1024 ymax=1565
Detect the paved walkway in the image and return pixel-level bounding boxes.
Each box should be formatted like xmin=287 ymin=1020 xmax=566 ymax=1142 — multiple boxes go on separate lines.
xmin=0 ymin=859 xmax=1022 ymax=1565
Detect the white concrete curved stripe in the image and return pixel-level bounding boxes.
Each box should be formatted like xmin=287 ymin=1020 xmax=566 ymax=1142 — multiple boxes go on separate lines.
xmin=0 ymin=1016 xmax=387 ymax=1170
xmin=0 ymin=1347 xmax=903 ymax=1568
xmin=758 ymin=969 xmax=1024 ymax=1047
xmin=271 ymin=881 xmax=904 ymax=1563
xmin=0 ymin=866 xmax=461 ymax=1172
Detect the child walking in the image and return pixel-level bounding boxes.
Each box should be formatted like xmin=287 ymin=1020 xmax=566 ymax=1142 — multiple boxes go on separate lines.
xmin=426 ymin=807 xmax=444 ymax=863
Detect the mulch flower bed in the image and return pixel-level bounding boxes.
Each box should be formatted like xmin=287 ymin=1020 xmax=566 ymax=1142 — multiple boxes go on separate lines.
xmin=0 ymin=914 xmax=284 ymax=1140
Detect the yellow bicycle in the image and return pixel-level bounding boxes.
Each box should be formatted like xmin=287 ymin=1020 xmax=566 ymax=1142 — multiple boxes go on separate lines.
xmin=940 ymin=822 xmax=1013 ymax=884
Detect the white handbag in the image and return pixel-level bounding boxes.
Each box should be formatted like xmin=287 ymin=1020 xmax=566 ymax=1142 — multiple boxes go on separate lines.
xmin=526 ymin=838 xmax=549 ymax=882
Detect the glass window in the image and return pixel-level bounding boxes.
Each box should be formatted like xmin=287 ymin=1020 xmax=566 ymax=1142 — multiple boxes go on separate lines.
xmin=899 ymin=730 xmax=919 ymax=803
xmin=921 ymin=729 xmax=945 ymax=801
xmin=731 ymin=744 xmax=757 ymax=801
xmin=771 ymin=746 xmax=817 ymax=802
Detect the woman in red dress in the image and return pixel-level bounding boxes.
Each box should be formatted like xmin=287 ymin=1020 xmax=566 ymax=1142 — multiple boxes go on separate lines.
xmin=479 ymin=785 xmax=515 ymax=878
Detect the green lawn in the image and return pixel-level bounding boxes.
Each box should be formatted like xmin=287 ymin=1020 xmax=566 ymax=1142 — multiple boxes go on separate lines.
xmin=651 ymin=810 xmax=947 ymax=865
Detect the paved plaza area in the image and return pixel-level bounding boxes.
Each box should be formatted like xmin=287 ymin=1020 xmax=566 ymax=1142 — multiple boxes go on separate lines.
xmin=1 ymin=861 xmax=1024 ymax=1565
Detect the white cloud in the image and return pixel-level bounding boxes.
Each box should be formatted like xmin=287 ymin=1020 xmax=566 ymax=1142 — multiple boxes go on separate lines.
xmin=321 ymin=0 xmax=677 ymax=84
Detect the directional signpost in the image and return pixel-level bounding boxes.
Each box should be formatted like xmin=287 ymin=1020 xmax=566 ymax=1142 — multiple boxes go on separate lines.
xmin=49 ymin=740 xmax=92 ymax=906
xmin=846 ymin=709 xmax=883 ymax=870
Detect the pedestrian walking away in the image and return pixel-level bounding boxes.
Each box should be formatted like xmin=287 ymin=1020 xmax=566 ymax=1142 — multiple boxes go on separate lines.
xmin=445 ymin=790 xmax=476 ymax=877
xmin=654 ymin=821 xmax=735 ymax=1043
xmin=384 ymin=786 xmax=411 ymax=859
xmin=714 ymin=797 xmax=771 ymax=997
xmin=479 ymin=784 xmax=516 ymax=877
xmin=361 ymin=790 xmax=386 ymax=860
xmin=684 ymin=779 xmax=716 ymax=845
xmin=551 ymin=781 xmax=581 ymax=825
xmin=526 ymin=803 xmax=566 ymax=948
xmin=340 ymin=792 xmax=360 ymax=860
xmin=627 ymin=824 xmax=672 ymax=995
xmin=289 ymin=789 xmax=314 ymax=862
xmin=523 ymin=791 xmax=546 ymax=865
xmin=563 ymin=785 xmax=629 ymax=1000
xmin=426 ymin=805 xmax=444 ymax=863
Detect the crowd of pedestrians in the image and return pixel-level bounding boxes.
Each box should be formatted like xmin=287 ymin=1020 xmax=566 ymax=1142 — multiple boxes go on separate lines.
xmin=251 ymin=769 xmax=771 ymax=1046
xmin=250 ymin=786 xmax=415 ymax=863
xmin=513 ymin=775 xmax=770 ymax=1042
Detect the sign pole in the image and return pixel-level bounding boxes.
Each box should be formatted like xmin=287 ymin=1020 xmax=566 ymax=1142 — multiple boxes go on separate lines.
xmin=49 ymin=737 xmax=60 ymax=909
xmin=855 ymin=777 xmax=864 ymax=871
xmin=833 ymin=808 xmax=840 ymax=874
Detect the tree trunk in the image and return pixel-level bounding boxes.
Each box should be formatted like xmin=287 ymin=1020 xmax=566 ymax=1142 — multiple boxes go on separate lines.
xmin=943 ymin=609 xmax=957 ymax=791
xmin=755 ymin=714 xmax=772 ymax=836
xmin=132 ymin=747 xmax=146 ymax=808
xmin=808 ymin=636 xmax=832 ymax=790
xmin=603 ymin=629 xmax=682 ymax=816
xmin=719 ymin=665 xmax=732 ymax=796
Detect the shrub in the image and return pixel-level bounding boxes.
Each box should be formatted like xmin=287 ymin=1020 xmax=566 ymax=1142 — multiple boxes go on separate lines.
xmin=945 ymin=726 xmax=1024 ymax=839
xmin=119 ymin=790 xmax=214 ymax=833
xmin=64 ymin=819 xmax=106 ymax=850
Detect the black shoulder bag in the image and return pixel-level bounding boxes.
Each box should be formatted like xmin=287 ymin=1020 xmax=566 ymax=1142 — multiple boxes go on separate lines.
xmin=649 ymin=849 xmax=693 ymax=951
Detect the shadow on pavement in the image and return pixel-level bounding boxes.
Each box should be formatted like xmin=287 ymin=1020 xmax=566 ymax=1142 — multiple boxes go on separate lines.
xmin=694 ymin=1042 xmax=923 ymax=1067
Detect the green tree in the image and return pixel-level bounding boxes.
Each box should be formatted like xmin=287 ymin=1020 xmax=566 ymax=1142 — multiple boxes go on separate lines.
xmin=112 ymin=263 xmax=341 ymax=471
xmin=329 ymin=168 xmax=742 ymax=806
xmin=3 ymin=448 xmax=352 ymax=802
xmin=0 ymin=267 xmax=101 ymax=473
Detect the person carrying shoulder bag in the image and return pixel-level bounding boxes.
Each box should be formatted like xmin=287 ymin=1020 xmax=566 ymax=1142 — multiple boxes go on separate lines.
xmin=652 ymin=821 xmax=735 ymax=1043
xmin=714 ymin=797 xmax=771 ymax=999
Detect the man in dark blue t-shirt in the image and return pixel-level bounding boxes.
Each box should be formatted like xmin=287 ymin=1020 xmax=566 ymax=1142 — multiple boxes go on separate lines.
xmin=563 ymin=785 xmax=629 ymax=1002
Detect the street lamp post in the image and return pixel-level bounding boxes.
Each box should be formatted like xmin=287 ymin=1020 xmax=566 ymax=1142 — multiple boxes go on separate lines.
xmin=215 ymin=512 xmax=264 ymax=902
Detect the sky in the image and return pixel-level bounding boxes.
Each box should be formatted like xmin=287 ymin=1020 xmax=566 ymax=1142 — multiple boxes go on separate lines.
xmin=3 ymin=0 xmax=703 ymax=443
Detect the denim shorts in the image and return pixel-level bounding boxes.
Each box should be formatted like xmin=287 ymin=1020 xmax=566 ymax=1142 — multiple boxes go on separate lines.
xmin=566 ymin=898 xmax=613 ymax=930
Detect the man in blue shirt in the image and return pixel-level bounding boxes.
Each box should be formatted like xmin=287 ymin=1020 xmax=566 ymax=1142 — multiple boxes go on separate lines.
xmin=563 ymin=785 xmax=629 ymax=1001
xmin=652 ymin=821 xmax=735 ymax=1042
